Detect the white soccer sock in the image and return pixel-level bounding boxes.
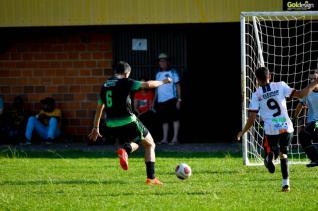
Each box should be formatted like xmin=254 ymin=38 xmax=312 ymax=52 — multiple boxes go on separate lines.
xmin=282 ymin=178 xmax=289 ymax=187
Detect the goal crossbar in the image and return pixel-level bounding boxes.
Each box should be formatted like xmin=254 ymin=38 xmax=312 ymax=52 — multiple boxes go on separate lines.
xmin=241 ymin=11 xmax=318 ymax=17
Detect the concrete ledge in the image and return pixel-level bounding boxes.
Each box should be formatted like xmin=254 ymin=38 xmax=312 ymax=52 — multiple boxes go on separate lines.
xmin=0 ymin=142 xmax=242 ymax=153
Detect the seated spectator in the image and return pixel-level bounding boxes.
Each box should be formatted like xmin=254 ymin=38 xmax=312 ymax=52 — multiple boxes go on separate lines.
xmin=1 ymin=96 xmax=30 ymax=144
xmin=23 ymin=97 xmax=62 ymax=145
xmin=133 ymin=78 xmax=156 ymax=130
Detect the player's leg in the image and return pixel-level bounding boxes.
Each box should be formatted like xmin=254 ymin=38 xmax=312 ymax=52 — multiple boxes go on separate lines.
xmin=263 ymin=135 xmax=273 ymax=172
xmin=115 ymin=121 xmax=145 ymax=172
xmin=117 ymin=141 xmax=139 ymax=171
xmin=299 ymin=123 xmax=318 ymax=167
xmin=135 ymin=119 xmax=162 ymax=185
xmin=279 ymin=132 xmax=292 ymax=192
xmin=264 ymin=135 xmax=278 ymax=173
xmin=142 ymin=132 xmax=155 ymax=162
xmin=114 ymin=125 xmax=137 ymax=171
xmin=142 ymin=132 xmax=163 ymax=185
xmin=262 ymin=135 xmax=271 ymax=158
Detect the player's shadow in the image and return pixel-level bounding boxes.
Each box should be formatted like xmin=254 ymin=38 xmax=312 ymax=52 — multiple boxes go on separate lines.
xmin=0 ymin=179 xmax=127 ymax=186
xmin=80 ymin=191 xmax=210 ymax=197
xmin=165 ymin=169 xmax=243 ymax=175
xmin=0 ymin=145 xmax=241 ymax=159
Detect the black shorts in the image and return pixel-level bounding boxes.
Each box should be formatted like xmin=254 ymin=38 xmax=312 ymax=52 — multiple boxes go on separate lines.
xmin=303 ymin=121 xmax=318 ymax=141
xmin=107 ymin=119 xmax=149 ymax=144
xmin=156 ymin=98 xmax=179 ymax=123
xmin=263 ymin=132 xmax=293 ymax=158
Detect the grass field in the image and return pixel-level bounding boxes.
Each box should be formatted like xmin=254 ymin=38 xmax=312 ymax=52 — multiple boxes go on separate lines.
xmin=0 ymin=146 xmax=318 ymax=210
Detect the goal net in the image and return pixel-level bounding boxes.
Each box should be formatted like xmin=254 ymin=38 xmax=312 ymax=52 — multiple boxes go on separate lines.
xmin=241 ymin=11 xmax=318 ymax=165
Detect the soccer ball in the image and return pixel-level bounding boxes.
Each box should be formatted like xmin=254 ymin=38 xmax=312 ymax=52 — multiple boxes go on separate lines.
xmin=175 ymin=163 xmax=192 ymax=180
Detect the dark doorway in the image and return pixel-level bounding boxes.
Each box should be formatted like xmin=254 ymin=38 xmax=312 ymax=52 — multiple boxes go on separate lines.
xmin=113 ymin=23 xmax=242 ymax=143
xmin=181 ymin=23 xmax=241 ymax=143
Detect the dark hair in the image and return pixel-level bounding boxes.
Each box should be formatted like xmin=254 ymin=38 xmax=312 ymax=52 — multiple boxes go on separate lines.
xmin=41 ymin=97 xmax=55 ymax=107
xmin=255 ymin=67 xmax=270 ymax=83
xmin=13 ymin=96 xmax=24 ymax=106
xmin=114 ymin=61 xmax=131 ymax=74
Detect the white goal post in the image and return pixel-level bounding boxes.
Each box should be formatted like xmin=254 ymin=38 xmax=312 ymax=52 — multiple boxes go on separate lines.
xmin=241 ymin=11 xmax=318 ymax=166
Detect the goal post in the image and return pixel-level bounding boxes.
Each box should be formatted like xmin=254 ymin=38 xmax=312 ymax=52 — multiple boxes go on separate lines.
xmin=241 ymin=11 xmax=318 ymax=166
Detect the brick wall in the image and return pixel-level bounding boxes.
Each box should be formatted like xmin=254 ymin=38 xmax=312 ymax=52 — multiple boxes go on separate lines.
xmin=0 ymin=28 xmax=113 ymax=141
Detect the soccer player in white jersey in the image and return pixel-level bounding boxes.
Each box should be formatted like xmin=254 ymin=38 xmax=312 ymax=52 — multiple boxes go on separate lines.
xmin=294 ymin=69 xmax=318 ymax=167
xmin=237 ymin=67 xmax=318 ymax=192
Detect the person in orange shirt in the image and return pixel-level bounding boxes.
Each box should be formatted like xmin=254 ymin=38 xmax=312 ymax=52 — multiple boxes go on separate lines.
xmin=23 ymin=97 xmax=62 ymax=145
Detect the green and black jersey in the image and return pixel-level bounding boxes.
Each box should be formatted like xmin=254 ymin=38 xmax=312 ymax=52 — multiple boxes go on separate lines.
xmin=98 ymin=77 xmax=141 ymax=127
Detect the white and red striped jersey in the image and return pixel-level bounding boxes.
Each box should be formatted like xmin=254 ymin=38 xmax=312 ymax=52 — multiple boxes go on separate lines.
xmin=249 ymin=81 xmax=295 ymax=135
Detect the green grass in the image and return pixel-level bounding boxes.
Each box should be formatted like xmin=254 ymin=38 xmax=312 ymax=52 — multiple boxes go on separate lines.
xmin=0 ymin=147 xmax=318 ymax=210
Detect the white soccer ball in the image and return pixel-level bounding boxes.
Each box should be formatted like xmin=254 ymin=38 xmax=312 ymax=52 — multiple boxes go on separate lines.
xmin=175 ymin=163 xmax=192 ymax=180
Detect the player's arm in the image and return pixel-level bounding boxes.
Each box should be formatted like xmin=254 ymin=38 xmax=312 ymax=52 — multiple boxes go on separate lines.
xmin=237 ymin=111 xmax=258 ymax=141
xmin=292 ymin=78 xmax=318 ymax=98
xmin=88 ymin=103 xmax=105 ymax=141
xmin=140 ymin=77 xmax=172 ymax=89
xmin=93 ymin=103 xmax=104 ymax=129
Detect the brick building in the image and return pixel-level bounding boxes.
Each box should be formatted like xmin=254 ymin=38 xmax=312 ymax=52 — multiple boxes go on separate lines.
xmin=0 ymin=28 xmax=113 ymax=141
xmin=0 ymin=0 xmax=281 ymax=142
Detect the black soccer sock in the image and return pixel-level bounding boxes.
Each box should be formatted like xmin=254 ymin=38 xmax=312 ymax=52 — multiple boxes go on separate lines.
xmin=145 ymin=161 xmax=155 ymax=179
xmin=280 ymin=158 xmax=289 ymax=179
xmin=123 ymin=143 xmax=132 ymax=155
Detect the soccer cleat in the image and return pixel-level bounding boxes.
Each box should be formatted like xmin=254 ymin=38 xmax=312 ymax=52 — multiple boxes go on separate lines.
xmin=306 ymin=161 xmax=318 ymax=167
xmin=146 ymin=178 xmax=163 ymax=185
xmin=264 ymin=152 xmax=275 ymax=173
xmin=117 ymin=148 xmax=128 ymax=171
xmin=281 ymin=185 xmax=290 ymax=192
